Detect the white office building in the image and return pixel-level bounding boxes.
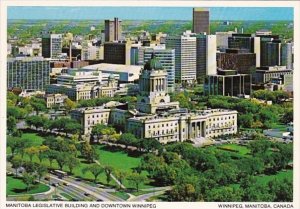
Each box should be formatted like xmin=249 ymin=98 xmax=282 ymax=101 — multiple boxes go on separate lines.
xmin=166 ymin=31 xmax=197 ymax=83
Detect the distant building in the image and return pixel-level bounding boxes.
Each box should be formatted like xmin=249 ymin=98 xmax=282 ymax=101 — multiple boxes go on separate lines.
xmin=204 ymin=70 xmax=252 ymax=97
xmin=62 ymin=47 xmax=82 ymax=61
xmin=281 ymin=42 xmax=293 ymax=70
xmin=253 ymin=66 xmax=293 ymax=84
xmin=104 ymin=18 xmax=122 ymax=42
xmin=216 ymin=31 xmax=236 ymax=51
xmin=42 ymin=34 xmax=63 ymax=59
xmin=228 ymin=34 xmax=261 ymax=67
xmin=257 ymin=35 xmax=281 ymax=67
xmin=44 ymin=94 xmax=68 ymax=108
xmin=82 ymin=63 xmax=142 ymax=83
xmin=166 ymin=31 xmax=197 ymax=83
xmin=81 ymin=43 xmax=102 ymax=60
xmin=46 ymin=74 xmax=118 ymax=101
xmin=70 ymin=101 xmax=130 ymax=135
xmin=193 ymin=8 xmax=210 ymax=35
xmin=56 ymin=69 xmax=101 ymax=85
xmin=104 ymin=42 xmax=131 ymax=65
xmin=7 ymin=57 xmax=50 ymax=91
xmin=264 ymin=74 xmax=293 ymax=92
xmin=194 ymin=34 xmax=217 ymax=84
xmin=256 ymin=29 xmax=272 ymax=36
xmin=217 ymin=49 xmax=256 ymax=74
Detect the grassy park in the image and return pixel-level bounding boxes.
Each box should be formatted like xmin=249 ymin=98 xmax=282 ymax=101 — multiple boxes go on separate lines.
xmin=7 ymin=132 xmax=152 ymax=190
xmin=7 ymin=176 xmax=50 ymax=195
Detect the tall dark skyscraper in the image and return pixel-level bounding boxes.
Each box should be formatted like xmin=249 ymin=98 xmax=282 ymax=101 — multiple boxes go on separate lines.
xmin=104 ymin=17 xmax=122 ymax=42
xmin=42 ymin=33 xmax=63 ymax=59
xmin=193 ymin=8 xmax=210 ymax=35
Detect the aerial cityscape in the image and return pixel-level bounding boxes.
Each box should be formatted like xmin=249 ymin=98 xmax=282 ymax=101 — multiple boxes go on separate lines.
xmin=6 ymin=6 xmax=294 ymax=202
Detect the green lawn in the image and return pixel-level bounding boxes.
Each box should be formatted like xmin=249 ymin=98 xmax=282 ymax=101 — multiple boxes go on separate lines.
xmin=20 ymin=133 xmax=45 ymax=146
xmin=8 ymin=132 xmax=155 ymax=190
xmin=255 ymin=170 xmax=293 ymax=185
xmin=96 ymin=145 xmax=142 ymax=173
xmin=7 ymin=176 xmax=50 ymax=195
xmin=7 ymin=133 xmax=45 ymax=155
xmin=218 ymin=144 xmax=250 ymax=155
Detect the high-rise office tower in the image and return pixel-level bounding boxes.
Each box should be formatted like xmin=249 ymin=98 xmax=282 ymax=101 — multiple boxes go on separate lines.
xmin=104 ymin=42 xmax=131 ymax=65
xmin=256 ymin=35 xmax=281 ymax=67
xmin=216 ymin=31 xmax=236 ymax=51
xmin=281 ymin=42 xmax=293 ymax=70
xmin=228 ymin=34 xmax=261 ymax=67
xmin=144 ymin=48 xmax=176 ymax=92
xmin=217 ymin=49 xmax=256 ymax=74
xmin=166 ymin=31 xmax=197 ymax=83
xmin=42 ymin=33 xmax=63 ymax=59
xmin=104 ymin=17 xmax=122 ymax=42
xmin=193 ymin=8 xmax=210 ymax=35
xmin=261 ymin=40 xmax=281 ymax=67
xmin=7 ymin=57 xmax=50 ymax=91
xmin=194 ymin=34 xmax=217 ymax=84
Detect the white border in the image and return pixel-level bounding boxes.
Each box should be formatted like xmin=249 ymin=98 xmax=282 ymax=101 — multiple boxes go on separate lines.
xmin=1 ymin=1 xmax=299 ymax=209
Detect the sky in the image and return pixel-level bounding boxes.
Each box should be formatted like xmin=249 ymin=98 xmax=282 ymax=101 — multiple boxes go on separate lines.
xmin=8 ymin=7 xmax=293 ymax=21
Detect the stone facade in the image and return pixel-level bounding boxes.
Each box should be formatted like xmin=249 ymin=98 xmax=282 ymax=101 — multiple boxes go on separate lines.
xmin=44 ymin=94 xmax=68 ymax=108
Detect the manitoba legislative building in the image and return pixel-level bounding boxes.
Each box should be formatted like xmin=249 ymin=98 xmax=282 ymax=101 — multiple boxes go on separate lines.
xmin=71 ymin=54 xmax=238 ymax=143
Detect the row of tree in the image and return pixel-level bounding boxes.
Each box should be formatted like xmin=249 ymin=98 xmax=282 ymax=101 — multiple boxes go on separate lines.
xmin=25 ymin=116 xmax=82 ymax=136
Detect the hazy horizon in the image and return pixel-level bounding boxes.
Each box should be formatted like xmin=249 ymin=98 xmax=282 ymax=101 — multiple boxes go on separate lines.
xmin=8 ymin=7 xmax=294 ymax=21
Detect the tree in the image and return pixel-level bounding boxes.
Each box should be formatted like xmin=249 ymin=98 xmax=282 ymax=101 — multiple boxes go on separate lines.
xmin=11 ymin=155 xmax=23 ymax=177
xmin=24 ymin=146 xmax=39 ymax=162
xmin=91 ymin=124 xmax=116 ymax=142
xmin=81 ymin=142 xmax=98 ymax=163
xmin=66 ymin=155 xmax=80 ymax=174
xmin=36 ymin=145 xmax=49 ymax=162
xmin=205 ymin=186 xmax=243 ymax=202
xmin=7 ymin=116 xmax=17 ymax=134
xmin=140 ymin=154 xmax=165 ymax=177
xmin=114 ymin=169 xmax=128 ymax=189
xmin=56 ymin=152 xmax=69 ymax=170
xmin=248 ymin=139 xmax=271 ymax=156
xmin=280 ymin=109 xmax=293 ymax=124
xmin=139 ymin=138 xmax=162 ymax=153
xmin=65 ymin=121 xmax=82 ymax=136
xmin=82 ymin=164 xmax=104 ymax=183
xmin=268 ymin=178 xmax=292 ymax=202
xmin=35 ymin=164 xmax=48 ymax=182
xmin=104 ymin=166 xmax=114 ymax=185
xmin=238 ymin=113 xmax=254 ymax=128
xmin=127 ymin=172 xmax=148 ymax=192
xmin=44 ymin=150 xmax=59 ymax=168
xmin=7 ymin=136 xmax=25 ymax=157
xmin=204 ymin=163 xmax=238 ymax=186
xmin=30 ymin=97 xmax=47 ymax=115
xmin=119 ymin=133 xmax=138 ymax=149
xmin=237 ymin=157 xmax=264 ymax=177
xmin=169 ymin=183 xmax=201 ymax=201
xmin=243 ymin=182 xmax=275 ymax=201
xmin=64 ymin=98 xmax=76 ymax=113
xmin=22 ymin=172 xmax=36 ymax=192
xmin=7 ymin=106 xmax=27 ymax=119
xmin=25 ymin=115 xmax=47 ymax=130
